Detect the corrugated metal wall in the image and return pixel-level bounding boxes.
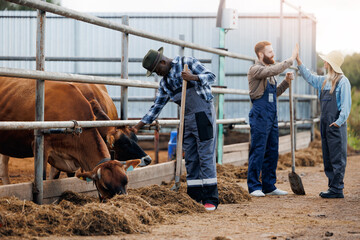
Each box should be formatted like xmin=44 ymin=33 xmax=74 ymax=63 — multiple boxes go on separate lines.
xmin=0 ymin=11 xmax=317 ymax=123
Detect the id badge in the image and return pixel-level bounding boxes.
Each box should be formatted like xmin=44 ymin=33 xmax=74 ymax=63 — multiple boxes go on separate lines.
xmin=268 ymin=93 xmax=274 ymax=102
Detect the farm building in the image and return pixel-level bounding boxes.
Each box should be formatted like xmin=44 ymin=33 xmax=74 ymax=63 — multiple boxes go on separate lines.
xmin=0 ymin=11 xmax=317 ymax=124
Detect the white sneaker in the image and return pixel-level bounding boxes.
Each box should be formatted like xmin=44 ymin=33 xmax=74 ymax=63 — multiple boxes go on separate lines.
xmin=250 ymin=190 xmax=265 ymax=197
xmin=265 ymin=189 xmax=288 ymax=196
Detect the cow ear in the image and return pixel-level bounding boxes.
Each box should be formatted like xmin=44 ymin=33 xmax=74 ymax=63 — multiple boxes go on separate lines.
xmin=76 ymin=169 xmax=98 ymax=182
xmin=124 ymin=159 xmax=141 ymax=172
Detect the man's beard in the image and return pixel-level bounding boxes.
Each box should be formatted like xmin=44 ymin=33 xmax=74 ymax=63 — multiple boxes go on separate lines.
xmin=263 ymin=55 xmax=275 ymax=64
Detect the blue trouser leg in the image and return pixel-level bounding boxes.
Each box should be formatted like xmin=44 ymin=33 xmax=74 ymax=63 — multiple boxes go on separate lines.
xmin=197 ymin=129 xmax=218 ymax=206
xmin=325 ymin=123 xmax=347 ymax=193
xmin=247 ymin=117 xmax=267 ymax=193
xmin=183 ymin=128 xmax=203 ymax=203
xmin=183 ymin=132 xmax=200 ymax=180
xmin=262 ymin=121 xmax=279 ymax=193
xmin=183 ymin=108 xmax=218 ymax=206
xmin=320 ymin=121 xmax=334 ymax=189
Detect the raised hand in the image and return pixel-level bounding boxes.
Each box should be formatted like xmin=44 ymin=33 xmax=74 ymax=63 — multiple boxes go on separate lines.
xmin=291 ymin=43 xmax=299 ymax=61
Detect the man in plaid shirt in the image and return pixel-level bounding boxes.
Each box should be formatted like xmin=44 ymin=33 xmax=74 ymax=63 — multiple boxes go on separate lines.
xmin=132 ymin=47 xmax=219 ymax=211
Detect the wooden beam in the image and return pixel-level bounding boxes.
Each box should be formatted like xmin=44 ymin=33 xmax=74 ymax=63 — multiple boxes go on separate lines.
xmin=0 ymin=132 xmax=311 ymax=203
xmin=0 ymin=182 xmax=33 ymax=200
xmin=0 ymin=160 xmax=184 ymax=204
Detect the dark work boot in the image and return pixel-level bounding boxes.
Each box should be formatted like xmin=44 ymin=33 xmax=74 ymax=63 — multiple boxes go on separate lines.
xmin=320 ymin=190 xmax=344 ymax=198
xmin=187 ymin=186 xmax=203 ymax=203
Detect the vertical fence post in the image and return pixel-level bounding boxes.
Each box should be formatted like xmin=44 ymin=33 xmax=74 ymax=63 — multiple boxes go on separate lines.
xmin=311 ymin=16 xmax=317 ymax=142
xmin=120 ymin=15 xmax=129 ymax=120
xmin=154 ymin=121 xmax=159 ymax=164
xmin=217 ymin=28 xmax=225 ymax=165
xmin=279 ymin=0 xmax=283 ymax=61
xmin=248 ymin=59 xmax=255 ymax=154
xmin=279 ymin=0 xmax=284 ymax=148
xmin=74 ymin=21 xmax=79 ymax=74
xmin=310 ymin=100 xmax=315 ymax=141
xmin=34 ymin=1 xmax=46 ymax=205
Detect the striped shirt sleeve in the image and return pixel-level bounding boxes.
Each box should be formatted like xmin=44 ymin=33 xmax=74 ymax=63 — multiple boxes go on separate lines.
xmin=187 ymin=57 xmax=216 ymax=86
xmin=141 ymin=83 xmax=170 ymax=124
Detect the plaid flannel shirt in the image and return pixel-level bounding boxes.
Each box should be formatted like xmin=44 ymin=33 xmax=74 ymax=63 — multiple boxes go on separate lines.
xmin=141 ymin=56 xmax=216 ymax=124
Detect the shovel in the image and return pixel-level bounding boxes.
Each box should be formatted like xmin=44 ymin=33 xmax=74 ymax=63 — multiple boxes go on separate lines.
xmin=288 ymin=77 xmax=306 ymax=195
xmin=171 ymin=64 xmax=188 ymax=192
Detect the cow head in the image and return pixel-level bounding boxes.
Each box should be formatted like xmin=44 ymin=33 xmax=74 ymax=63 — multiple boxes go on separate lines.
xmin=76 ymin=159 xmax=140 ymax=201
xmin=106 ymin=128 xmax=152 ymax=167
xmin=89 ymin=99 xmax=152 ymax=167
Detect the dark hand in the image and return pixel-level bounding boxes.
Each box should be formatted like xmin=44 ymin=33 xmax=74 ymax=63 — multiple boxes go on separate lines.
xmin=131 ymin=121 xmax=145 ymax=134
xmin=130 ymin=126 xmax=138 ymax=134
xmin=181 ymin=71 xmax=198 ymax=81
xmin=329 ymin=122 xmax=340 ymax=128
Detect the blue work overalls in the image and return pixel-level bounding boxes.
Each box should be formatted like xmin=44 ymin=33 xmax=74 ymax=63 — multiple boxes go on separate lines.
xmin=320 ymin=82 xmax=347 ymax=194
xmin=248 ymin=79 xmax=279 ymax=194
xmin=173 ymin=85 xmax=219 ymax=207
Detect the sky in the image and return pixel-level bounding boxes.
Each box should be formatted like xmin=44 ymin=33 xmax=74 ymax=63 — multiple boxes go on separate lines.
xmin=60 ymin=0 xmax=360 ymax=55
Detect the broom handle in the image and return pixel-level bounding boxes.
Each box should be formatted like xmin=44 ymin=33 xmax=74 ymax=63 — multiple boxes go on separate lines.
xmin=289 ymin=79 xmax=296 ymax=173
xmin=174 ymin=64 xmax=188 ymax=184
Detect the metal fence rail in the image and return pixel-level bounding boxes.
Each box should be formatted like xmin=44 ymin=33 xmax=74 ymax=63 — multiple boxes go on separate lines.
xmin=0 ymin=56 xmax=212 ymax=63
xmin=233 ymin=118 xmax=320 ymax=129
xmin=0 ymin=67 xmax=317 ymax=99
xmin=0 ymin=118 xmax=246 ymax=130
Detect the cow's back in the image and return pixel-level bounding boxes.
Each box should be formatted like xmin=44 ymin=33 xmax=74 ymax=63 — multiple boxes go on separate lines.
xmin=73 ymin=83 xmax=118 ymax=120
xmin=0 ymin=77 xmax=96 ymax=157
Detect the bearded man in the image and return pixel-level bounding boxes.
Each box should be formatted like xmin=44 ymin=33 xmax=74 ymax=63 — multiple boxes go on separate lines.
xmin=247 ymin=41 xmax=298 ymax=197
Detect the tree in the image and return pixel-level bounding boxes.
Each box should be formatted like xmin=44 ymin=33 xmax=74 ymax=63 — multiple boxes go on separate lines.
xmin=316 ymin=54 xmax=325 ymax=75
xmin=342 ymin=53 xmax=360 ymax=90
xmin=0 ymin=0 xmax=60 ymax=11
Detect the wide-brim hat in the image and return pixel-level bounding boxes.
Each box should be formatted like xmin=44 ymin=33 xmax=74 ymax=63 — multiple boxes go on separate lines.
xmin=319 ymin=51 xmax=344 ymax=74
xmin=142 ymin=47 xmax=164 ymax=77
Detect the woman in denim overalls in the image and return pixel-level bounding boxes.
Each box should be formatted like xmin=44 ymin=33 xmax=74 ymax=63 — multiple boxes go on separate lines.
xmin=297 ymin=51 xmax=351 ymax=198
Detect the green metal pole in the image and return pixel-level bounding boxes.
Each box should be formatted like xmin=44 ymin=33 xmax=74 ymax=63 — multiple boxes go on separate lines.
xmin=217 ymin=28 xmax=225 ymax=165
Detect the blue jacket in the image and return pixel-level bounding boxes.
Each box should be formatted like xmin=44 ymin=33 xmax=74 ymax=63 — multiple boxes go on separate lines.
xmin=298 ymin=64 xmax=351 ymax=126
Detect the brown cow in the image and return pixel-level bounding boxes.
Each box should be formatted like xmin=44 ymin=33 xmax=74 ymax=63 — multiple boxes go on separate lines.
xmin=0 ymin=76 xmax=138 ymax=199
xmin=76 ymin=159 xmax=140 ymax=200
xmin=0 ymin=82 xmax=151 ymax=184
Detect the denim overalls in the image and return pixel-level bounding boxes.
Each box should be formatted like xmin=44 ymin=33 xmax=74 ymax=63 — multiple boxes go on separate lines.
xmin=248 ymin=79 xmax=279 ymax=194
xmin=173 ymin=85 xmax=219 ymax=207
xmin=320 ymin=81 xmax=347 ymax=194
